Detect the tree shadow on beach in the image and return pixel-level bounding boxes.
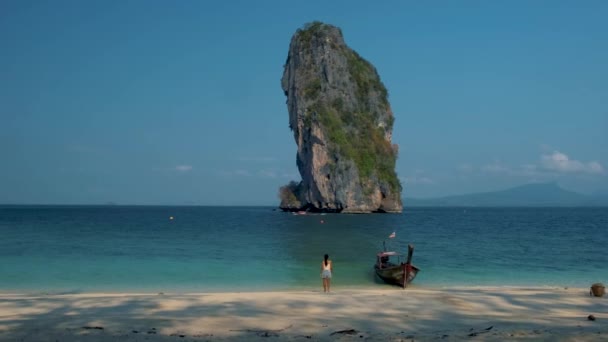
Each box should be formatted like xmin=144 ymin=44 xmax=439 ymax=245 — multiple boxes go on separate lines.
xmin=0 ymin=287 xmax=606 ymax=341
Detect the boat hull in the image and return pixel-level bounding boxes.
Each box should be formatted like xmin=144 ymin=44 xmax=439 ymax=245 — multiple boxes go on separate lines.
xmin=374 ymin=264 xmax=419 ymax=287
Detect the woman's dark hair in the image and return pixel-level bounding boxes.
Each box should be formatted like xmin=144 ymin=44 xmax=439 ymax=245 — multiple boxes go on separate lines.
xmin=324 ymin=254 xmax=329 ymax=266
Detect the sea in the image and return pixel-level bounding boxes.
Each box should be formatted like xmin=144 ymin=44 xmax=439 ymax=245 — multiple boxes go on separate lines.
xmin=0 ymin=205 xmax=606 ymax=293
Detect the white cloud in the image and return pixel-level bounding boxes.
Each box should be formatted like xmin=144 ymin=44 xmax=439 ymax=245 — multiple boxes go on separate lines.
xmin=218 ymin=169 xmax=251 ymax=177
xmin=481 ymin=161 xmax=510 ymax=174
xmin=519 ymin=164 xmax=540 ymax=176
xmin=219 ymin=169 xmax=298 ymax=179
xmin=236 ymin=156 xmax=277 ymax=162
xmin=588 ymin=161 xmax=604 ymax=174
xmin=458 ymin=164 xmax=473 ymax=173
xmin=402 ymin=176 xmax=435 ymax=185
xmin=258 ymin=169 xmax=302 ymax=179
xmin=401 ymin=170 xmax=435 ymax=186
xmin=282 ymin=172 xmax=300 ymax=180
xmin=258 ymin=169 xmax=278 ymax=178
xmin=540 ymin=144 xmax=553 ymax=153
xmin=233 ymin=170 xmax=251 ymax=176
xmin=541 ymin=151 xmax=604 ymax=174
xmin=175 ymin=165 xmax=193 ymax=172
xmin=480 ymin=161 xmax=547 ymax=178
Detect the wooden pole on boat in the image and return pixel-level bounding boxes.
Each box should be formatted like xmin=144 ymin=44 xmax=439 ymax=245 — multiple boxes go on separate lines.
xmin=402 ymin=263 xmax=407 ymax=288
xmin=406 ymin=244 xmax=414 ymax=264
xmin=403 ymin=244 xmax=414 ymax=289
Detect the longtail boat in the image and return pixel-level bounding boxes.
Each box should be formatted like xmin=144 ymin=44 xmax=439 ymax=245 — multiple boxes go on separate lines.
xmin=374 ymin=244 xmax=419 ymax=288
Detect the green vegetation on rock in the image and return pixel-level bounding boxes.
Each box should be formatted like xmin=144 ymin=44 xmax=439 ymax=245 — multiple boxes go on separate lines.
xmin=345 ymin=50 xmax=390 ymax=110
xmin=304 ymin=78 xmax=322 ymax=100
xmin=296 ymin=21 xmax=337 ymax=48
xmin=314 ymin=103 xmax=400 ymax=192
xmin=278 ymin=181 xmax=300 ymax=207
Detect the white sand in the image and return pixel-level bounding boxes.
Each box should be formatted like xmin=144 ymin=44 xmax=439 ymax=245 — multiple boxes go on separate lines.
xmin=0 ymin=287 xmax=606 ymax=341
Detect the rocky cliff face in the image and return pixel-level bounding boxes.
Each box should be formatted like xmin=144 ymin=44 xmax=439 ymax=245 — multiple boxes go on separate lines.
xmin=279 ymin=22 xmax=402 ymax=213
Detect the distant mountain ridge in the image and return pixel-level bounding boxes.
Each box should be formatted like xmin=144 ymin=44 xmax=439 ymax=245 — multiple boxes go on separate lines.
xmin=404 ymin=182 xmax=608 ymax=207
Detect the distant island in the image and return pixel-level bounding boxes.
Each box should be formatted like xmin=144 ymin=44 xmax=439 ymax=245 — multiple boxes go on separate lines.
xmin=404 ymin=182 xmax=608 ymax=207
xmin=278 ymin=22 xmax=402 ymax=213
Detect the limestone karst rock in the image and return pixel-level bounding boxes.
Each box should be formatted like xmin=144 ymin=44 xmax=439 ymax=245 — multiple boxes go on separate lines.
xmin=279 ymin=22 xmax=402 ymax=213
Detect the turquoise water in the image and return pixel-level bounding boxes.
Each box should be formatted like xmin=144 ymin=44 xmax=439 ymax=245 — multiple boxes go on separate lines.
xmin=0 ymin=206 xmax=606 ymax=292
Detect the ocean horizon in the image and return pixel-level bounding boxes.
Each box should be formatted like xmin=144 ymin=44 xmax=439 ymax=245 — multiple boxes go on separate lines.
xmin=1 ymin=205 xmax=606 ymax=293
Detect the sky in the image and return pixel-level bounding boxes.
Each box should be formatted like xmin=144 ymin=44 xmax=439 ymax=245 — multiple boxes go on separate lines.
xmin=1 ymin=0 xmax=607 ymax=205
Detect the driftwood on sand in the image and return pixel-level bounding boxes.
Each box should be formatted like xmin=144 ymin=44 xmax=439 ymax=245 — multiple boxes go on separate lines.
xmin=230 ymin=324 xmax=293 ymax=337
xmin=330 ymin=329 xmax=358 ymax=336
xmin=468 ymin=325 xmax=493 ymax=337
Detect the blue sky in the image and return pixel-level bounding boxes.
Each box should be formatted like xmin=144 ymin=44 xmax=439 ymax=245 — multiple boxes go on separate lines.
xmin=1 ymin=0 xmax=606 ymax=205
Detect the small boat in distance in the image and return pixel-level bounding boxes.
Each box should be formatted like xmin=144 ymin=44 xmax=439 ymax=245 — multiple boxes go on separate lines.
xmin=374 ymin=244 xmax=420 ymax=288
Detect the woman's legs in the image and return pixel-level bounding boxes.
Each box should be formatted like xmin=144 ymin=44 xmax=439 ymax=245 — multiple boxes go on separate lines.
xmin=322 ymin=278 xmax=328 ymax=292
xmin=327 ymin=278 xmax=331 ymax=292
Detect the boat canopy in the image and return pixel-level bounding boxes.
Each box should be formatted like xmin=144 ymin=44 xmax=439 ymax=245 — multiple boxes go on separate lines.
xmin=377 ymin=251 xmax=400 ymax=257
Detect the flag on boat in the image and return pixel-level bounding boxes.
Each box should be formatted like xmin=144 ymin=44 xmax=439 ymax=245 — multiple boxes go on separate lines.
xmin=389 ymin=231 xmax=396 ymax=238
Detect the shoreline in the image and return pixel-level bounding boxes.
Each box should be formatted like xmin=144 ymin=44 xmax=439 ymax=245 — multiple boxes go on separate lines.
xmin=1 ymin=286 xmax=606 ymax=341
xmin=0 ymin=284 xmax=591 ymax=295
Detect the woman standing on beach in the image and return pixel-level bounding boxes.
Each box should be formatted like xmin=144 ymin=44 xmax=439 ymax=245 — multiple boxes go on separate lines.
xmin=321 ymin=254 xmax=332 ymax=293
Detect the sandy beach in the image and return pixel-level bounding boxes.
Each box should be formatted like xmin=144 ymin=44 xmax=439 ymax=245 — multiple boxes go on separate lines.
xmin=0 ymin=286 xmax=606 ymax=341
